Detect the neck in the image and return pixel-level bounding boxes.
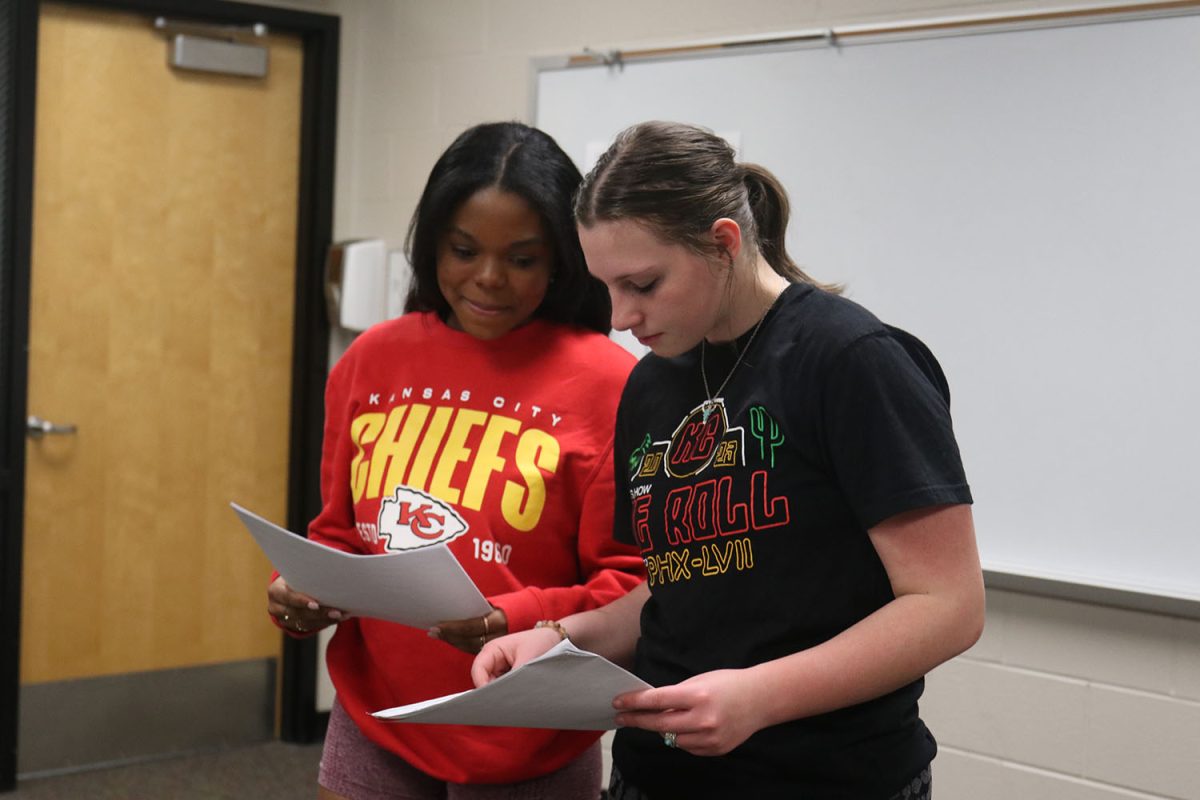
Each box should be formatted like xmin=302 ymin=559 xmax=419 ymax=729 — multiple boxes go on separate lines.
xmin=706 ymin=255 xmax=790 ymax=344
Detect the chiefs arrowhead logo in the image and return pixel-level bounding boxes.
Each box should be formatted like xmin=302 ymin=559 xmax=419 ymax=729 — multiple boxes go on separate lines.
xmin=377 ymin=486 xmax=469 ymax=551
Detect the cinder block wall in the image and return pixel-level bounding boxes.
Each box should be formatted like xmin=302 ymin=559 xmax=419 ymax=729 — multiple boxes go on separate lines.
xmin=271 ymin=1 xmax=1200 ymax=796
xmin=927 ymin=589 xmax=1200 ymax=799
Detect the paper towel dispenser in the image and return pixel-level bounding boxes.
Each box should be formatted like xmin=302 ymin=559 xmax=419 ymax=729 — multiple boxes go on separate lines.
xmin=325 ymin=239 xmax=388 ymax=331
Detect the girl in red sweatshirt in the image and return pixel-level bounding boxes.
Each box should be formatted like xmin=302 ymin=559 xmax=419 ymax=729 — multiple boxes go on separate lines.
xmin=268 ymin=122 xmax=644 ymax=799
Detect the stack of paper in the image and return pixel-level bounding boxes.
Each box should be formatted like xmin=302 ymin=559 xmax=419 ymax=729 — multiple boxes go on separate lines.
xmin=234 ymin=502 xmax=652 ymax=731
xmin=372 ymin=639 xmax=652 ymax=730
xmin=231 ymin=503 xmax=492 ymax=628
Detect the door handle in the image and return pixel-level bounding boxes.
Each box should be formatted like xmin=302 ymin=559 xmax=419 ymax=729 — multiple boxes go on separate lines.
xmin=26 ymin=415 xmax=78 ymax=439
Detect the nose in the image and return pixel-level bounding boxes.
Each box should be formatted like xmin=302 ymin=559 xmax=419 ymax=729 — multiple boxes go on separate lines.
xmin=609 ymin=292 xmax=642 ymax=333
xmin=474 ymin=257 xmax=506 ymax=289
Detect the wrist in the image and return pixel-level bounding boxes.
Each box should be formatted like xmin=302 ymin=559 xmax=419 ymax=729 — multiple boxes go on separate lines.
xmin=534 ymin=619 xmax=569 ymax=641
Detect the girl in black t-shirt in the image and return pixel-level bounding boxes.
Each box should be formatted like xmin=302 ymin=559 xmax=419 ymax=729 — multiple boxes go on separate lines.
xmin=473 ymin=121 xmax=984 ymax=799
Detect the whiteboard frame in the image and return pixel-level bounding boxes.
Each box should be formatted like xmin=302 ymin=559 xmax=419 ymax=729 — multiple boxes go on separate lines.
xmin=529 ymin=1 xmax=1200 ymax=121
xmin=529 ymin=1 xmax=1200 ymax=619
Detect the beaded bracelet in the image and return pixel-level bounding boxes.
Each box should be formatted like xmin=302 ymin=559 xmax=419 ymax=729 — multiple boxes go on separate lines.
xmin=534 ymin=619 xmax=569 ymax=641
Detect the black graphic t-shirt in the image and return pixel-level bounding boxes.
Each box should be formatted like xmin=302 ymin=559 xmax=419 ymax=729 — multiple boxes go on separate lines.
xmin=611 ymin=283 xmax=972 ymax=799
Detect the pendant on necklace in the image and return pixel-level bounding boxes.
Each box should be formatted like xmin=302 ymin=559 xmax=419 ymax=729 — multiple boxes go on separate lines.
xmin=701 ymin=401 xmax=715 ymax=422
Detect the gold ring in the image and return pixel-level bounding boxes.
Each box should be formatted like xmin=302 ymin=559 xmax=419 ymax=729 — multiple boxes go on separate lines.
xmin=663 ymin=732 xmax=677 ymax=748
xmin=483 ymin=615 xmax=490 ymax=636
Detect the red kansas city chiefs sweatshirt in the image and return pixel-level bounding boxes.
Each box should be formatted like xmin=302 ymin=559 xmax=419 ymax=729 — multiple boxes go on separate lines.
xmin=308 ymin=311 xmax=644 ymax=784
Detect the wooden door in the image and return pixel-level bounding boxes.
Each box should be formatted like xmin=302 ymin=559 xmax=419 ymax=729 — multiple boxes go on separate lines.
xmin=19 ymin=2 xmax=301 ymax=772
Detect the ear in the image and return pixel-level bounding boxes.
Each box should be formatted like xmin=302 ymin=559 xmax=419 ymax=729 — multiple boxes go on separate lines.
xmin=710 ymin=218 xmax=743 ymax=265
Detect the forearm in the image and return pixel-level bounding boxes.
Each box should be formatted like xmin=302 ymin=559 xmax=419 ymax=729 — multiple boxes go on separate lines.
xmin=556 ymin=580 xmax=649 ymax=667
xmin=749 ymin=587 xmax=983 ymax=728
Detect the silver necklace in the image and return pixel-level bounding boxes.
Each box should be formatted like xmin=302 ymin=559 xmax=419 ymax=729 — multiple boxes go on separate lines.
xmin=700 ymin=310 xmax=770 ymax=422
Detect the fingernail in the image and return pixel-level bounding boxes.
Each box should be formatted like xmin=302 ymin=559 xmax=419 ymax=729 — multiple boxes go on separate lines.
xmin=328 ymin=610 xmax=343 ymax=620
xmin=307 ymin=601 xmax=319 ymax=611
xmin=428 ymin=628 xmax=441 ymax=640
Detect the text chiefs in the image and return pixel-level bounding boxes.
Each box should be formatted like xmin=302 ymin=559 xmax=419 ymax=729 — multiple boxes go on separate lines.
xmin=349 ymin=387 xmax=564 ymax=532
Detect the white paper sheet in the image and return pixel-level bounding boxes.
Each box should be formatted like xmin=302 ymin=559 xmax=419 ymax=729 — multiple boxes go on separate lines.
xmin=371 ymin=639 xmax=652 ymax=730
xmin=231 ymin=503 xmax=491 ymax=629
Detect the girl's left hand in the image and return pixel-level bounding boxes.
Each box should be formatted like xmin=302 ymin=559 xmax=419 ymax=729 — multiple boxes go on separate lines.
xmin=612 ymin=668 xmax=763 ymax=756
xmin=429 ymin=607 xmax=508 ymax=654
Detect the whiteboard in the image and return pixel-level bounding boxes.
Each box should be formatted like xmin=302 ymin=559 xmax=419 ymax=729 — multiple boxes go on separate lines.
xmin=535 ymin=12 xmax=1200 ymax=604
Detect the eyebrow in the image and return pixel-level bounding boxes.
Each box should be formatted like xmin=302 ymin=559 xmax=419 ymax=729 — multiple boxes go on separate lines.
xmin=448 ymin=226 xmax=545 ymax=248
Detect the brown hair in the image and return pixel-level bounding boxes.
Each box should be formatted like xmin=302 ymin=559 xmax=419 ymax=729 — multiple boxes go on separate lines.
xmin=574 ymin=120 xmax=840 ymax=293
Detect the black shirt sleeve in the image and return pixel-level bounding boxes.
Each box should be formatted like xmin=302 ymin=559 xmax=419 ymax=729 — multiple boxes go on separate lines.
xmin=819 ymin=329 xmax=972 ymax=530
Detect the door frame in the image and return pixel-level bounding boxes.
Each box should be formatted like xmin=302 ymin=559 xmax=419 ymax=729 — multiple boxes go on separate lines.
xmin=0 ymin=0 xmax=338 ymax=788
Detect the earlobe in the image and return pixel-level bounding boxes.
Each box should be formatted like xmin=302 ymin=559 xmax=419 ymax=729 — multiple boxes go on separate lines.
xmin=710 ymin=218 xmax=743 ymax=264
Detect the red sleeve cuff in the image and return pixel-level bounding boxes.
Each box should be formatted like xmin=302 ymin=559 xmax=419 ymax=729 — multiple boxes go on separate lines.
xmin=488 ymin=586 xmax=546 ymax=634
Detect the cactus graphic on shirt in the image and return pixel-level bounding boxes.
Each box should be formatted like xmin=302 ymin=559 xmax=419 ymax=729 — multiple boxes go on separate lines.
xmin=749 ymin=405 xmax=784 ymax=467
xmin=628 ymin=433 xmax=652 ymax=476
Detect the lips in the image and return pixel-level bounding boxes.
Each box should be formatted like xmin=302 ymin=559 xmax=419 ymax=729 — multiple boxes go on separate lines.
xmin=463 ymin=297 xmax=508 ymax=316
xmin=635 ymin=333 xmax=661 ymax=346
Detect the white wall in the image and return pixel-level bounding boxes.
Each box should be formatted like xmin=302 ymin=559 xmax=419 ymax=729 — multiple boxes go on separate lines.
xmin=274 ymin=1 xmax=1200 ymax=796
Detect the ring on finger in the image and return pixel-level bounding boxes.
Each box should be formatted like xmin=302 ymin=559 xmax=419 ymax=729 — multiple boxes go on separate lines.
xmin=483 ymin=615 xmax=490 ymax=636
xmin=663 ymin=731 xmax=678 ymax=748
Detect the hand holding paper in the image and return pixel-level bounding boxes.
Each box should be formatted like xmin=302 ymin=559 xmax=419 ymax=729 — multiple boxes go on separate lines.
xmin=268 ymin=573 xmax=344 ymax=635
xmin=471 ymin=624 xmax=566 ymax=688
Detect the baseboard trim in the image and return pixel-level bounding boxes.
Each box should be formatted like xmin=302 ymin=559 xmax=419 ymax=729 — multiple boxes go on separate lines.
xmin=18 ymin=658 xmax=276 ymax=777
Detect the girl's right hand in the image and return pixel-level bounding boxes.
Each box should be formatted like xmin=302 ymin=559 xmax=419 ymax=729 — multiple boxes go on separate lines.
xmin=267 ymin=575 xmax=347 ymax=635
xmin=470 ymin=627 xmax=564 ymax=687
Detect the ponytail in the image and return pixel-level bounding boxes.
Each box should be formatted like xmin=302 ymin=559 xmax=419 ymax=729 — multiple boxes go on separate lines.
xmin=742 ymin=163 xmax=842 ymax=293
